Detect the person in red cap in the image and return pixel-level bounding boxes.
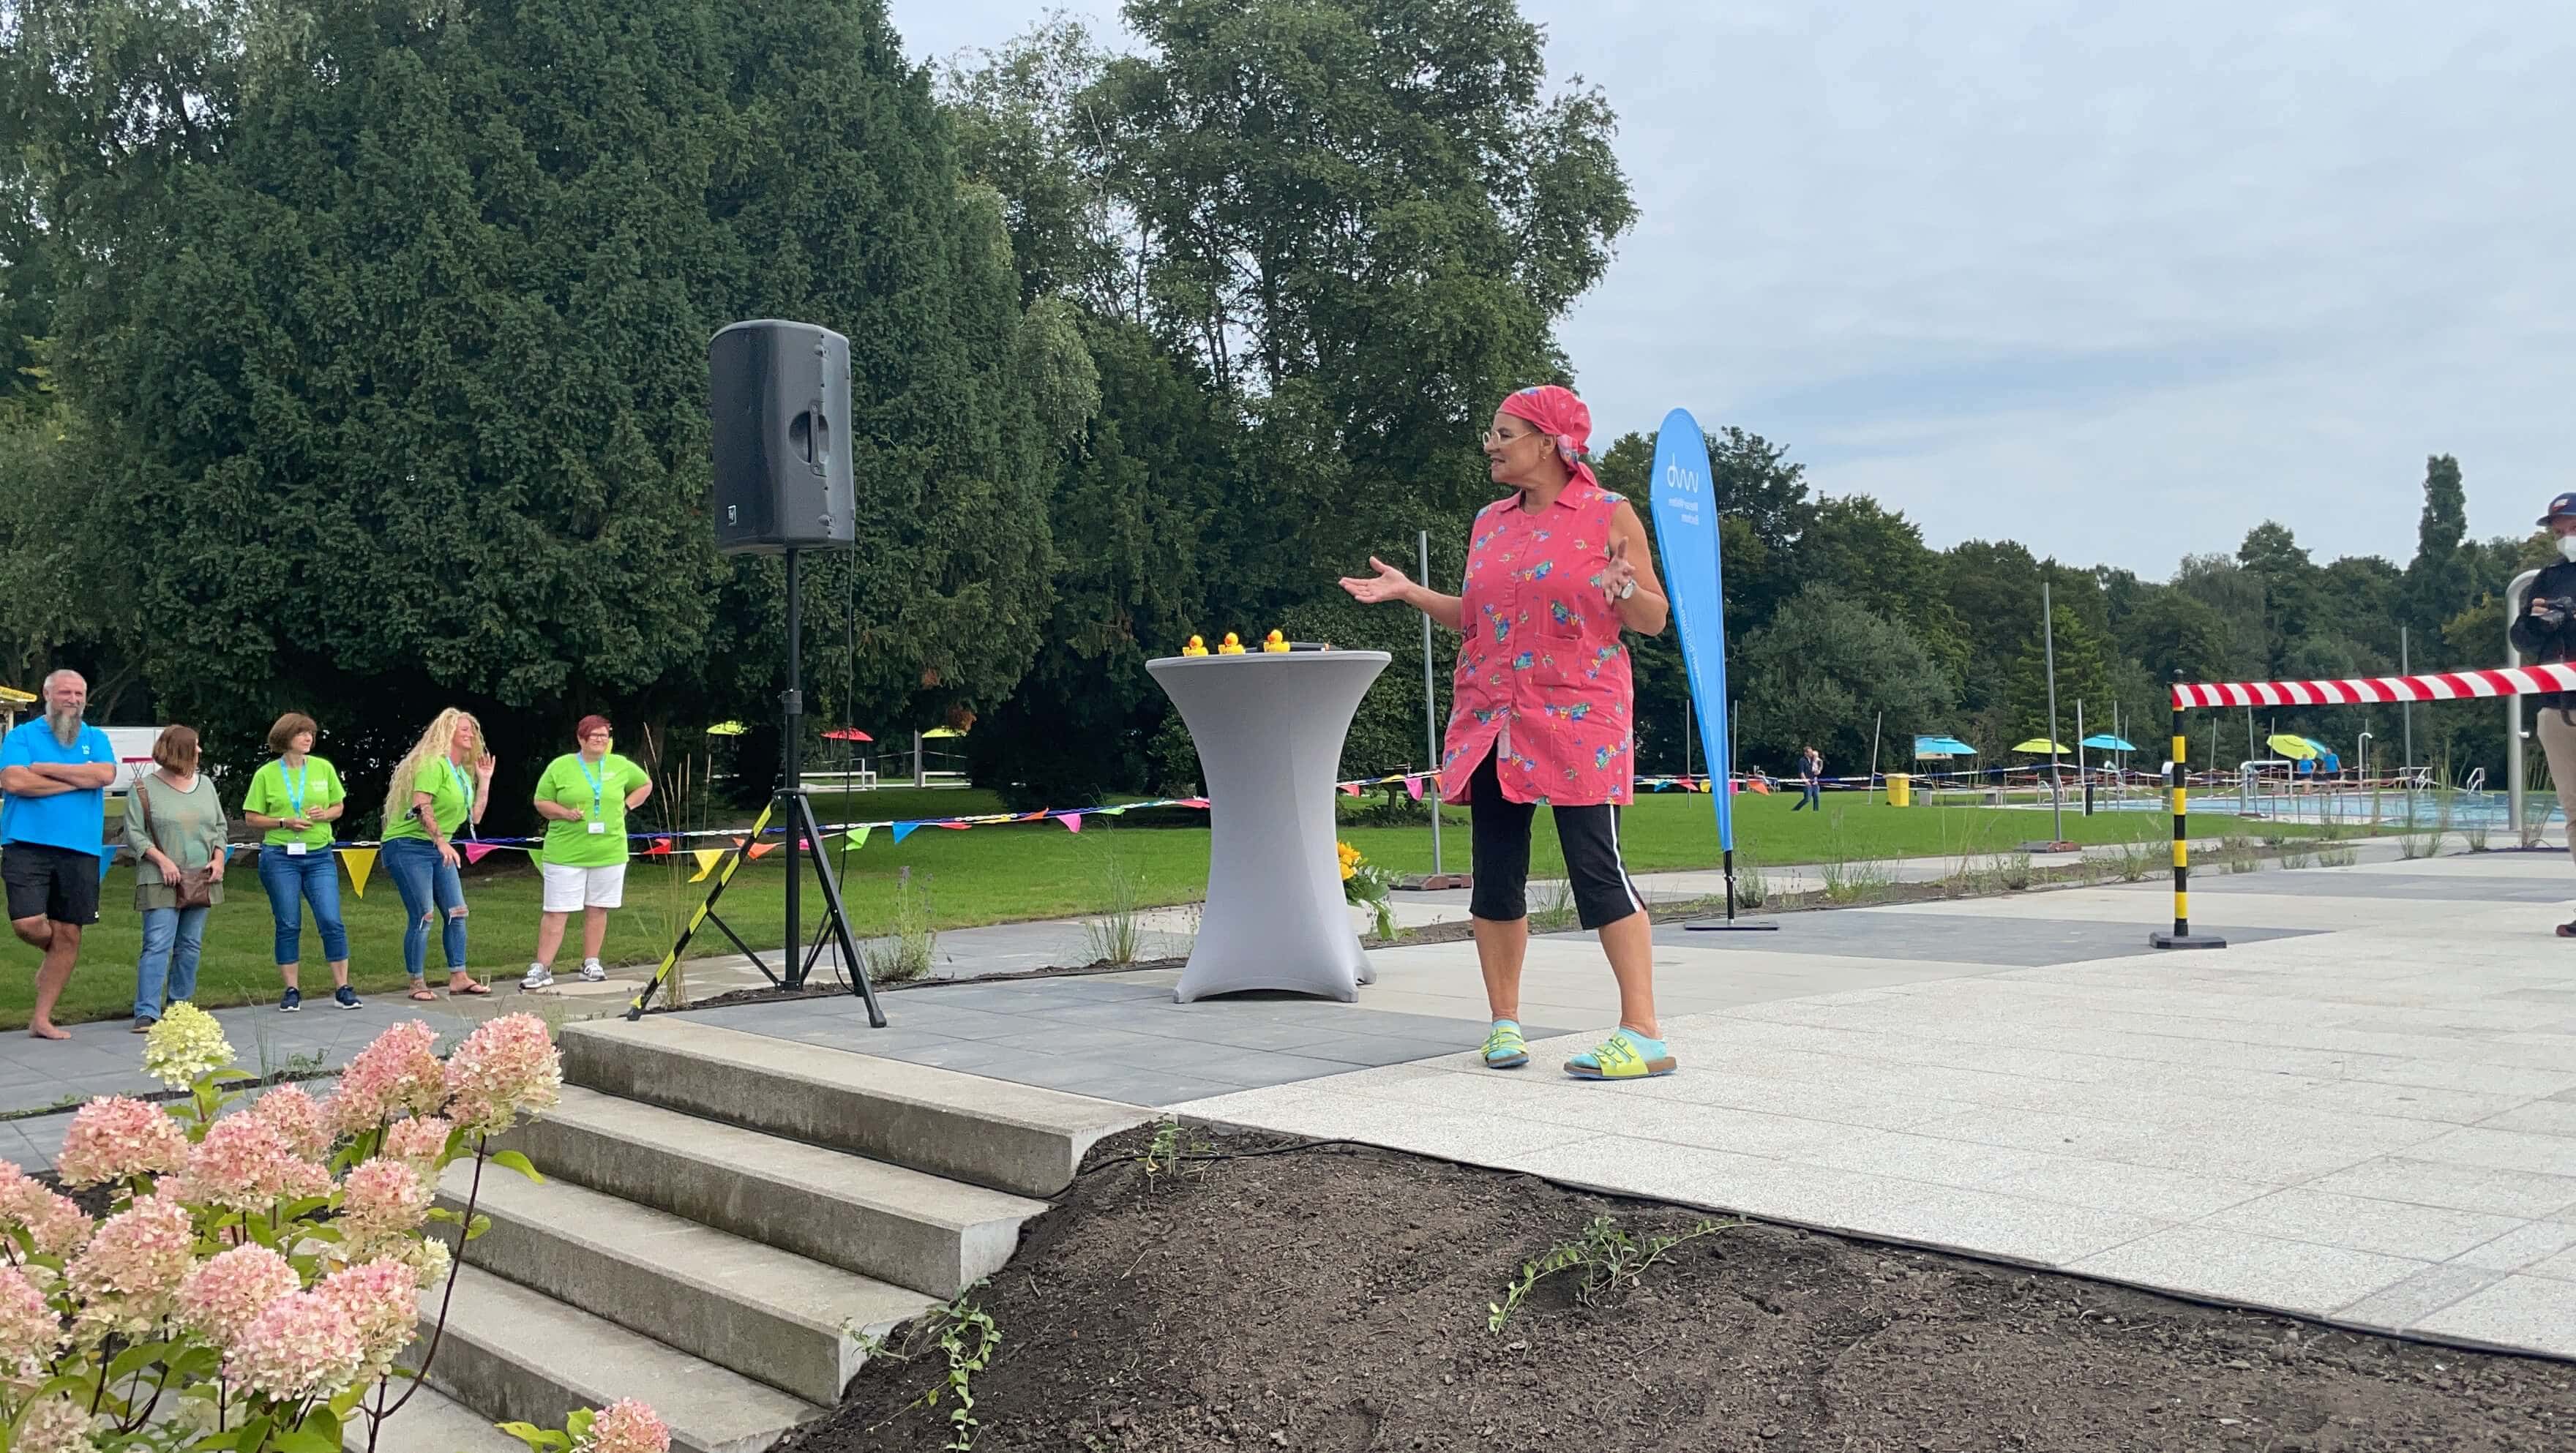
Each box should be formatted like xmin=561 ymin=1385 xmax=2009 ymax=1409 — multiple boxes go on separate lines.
xmin=523 ymin=715 xmax=653 ymax=986
xmin=2511 ymin=490 xmax=2576 ymax=931
xmin=1341 ymin=384 xmax=1677 ymax=1079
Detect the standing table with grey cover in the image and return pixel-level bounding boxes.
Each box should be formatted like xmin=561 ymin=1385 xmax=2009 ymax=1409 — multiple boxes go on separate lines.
xmin=1147 ymin=650 xmax=1392 ymax=1002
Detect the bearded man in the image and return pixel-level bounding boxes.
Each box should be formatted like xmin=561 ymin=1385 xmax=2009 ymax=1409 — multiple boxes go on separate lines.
xmin=1 ymin=670 xmax=118 ymax=1038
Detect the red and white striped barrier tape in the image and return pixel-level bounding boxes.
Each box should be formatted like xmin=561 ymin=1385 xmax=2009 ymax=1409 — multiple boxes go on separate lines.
xmin=2172 ymin=663 xmax=2576 ymax=710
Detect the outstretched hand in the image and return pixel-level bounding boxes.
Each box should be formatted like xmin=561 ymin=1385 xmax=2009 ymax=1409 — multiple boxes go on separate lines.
xmin=1338 ymin=557 xmax=1415 ymax=606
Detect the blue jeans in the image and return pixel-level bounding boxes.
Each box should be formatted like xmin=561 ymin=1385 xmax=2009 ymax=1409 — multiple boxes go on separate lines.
xmin=135 ymin=905 xmax=209 ymax=1021
xmin=1793 ymin=778 xmax=1821 ymax=810
xmin=381 ymin=837 xmax=466 ymax=981
xmin=257 ymin=846 xmax=349 ymax=965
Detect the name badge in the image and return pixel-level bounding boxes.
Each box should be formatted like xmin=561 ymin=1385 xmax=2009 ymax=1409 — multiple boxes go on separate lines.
xmin=286 ymin=843 xmax=309 ymax=856
xmin=587 ymin=822 xmax=607 ymax=835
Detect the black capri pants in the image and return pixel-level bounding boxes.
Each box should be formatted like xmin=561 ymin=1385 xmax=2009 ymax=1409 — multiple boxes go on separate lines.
xmin=1466 ymin=750 xmax=1647 ymax=931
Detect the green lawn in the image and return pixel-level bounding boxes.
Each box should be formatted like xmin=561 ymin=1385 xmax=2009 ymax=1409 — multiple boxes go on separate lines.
xmin=1 ymin=790 xmax=2342 ymax=1029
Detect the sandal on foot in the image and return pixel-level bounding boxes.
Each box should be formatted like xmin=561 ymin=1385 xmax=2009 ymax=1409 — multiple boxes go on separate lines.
xmin=406 ymin=985 xmax=438 ymax=1002
xmin=448 ymin=979 xmax=490 ymax=996
xmin=1480 ymin=1020 xmax=1530 ymax=1070
xmin=2556 ymin=921 xmax=2576 ymax=938
xmin=1564 ymin=1028 xmax=1677 ymax=1081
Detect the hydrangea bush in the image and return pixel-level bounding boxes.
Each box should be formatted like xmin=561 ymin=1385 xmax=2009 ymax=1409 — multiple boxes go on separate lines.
xmin=0 ymin=1002 xmax=668 ymax=1453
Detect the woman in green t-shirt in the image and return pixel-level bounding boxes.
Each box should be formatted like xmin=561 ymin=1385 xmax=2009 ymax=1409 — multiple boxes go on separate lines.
xmin=378 ymin=707 xmax=495 ymax=1000
xmin=520 ymin=715 xmax=652 ymax=988
xmin=241 ymin=712 xmax=358 ymax=1012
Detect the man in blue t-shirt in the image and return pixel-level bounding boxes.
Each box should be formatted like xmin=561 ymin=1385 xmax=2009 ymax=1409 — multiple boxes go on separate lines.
xmin=1 ymin=670 xmax=117 ymax=1040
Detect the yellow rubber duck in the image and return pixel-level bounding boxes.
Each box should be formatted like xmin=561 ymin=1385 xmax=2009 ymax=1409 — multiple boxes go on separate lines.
xmin=1262 ymin=629 xmax=1289 ymax=653
xmin=1218 ymin=632 xmax=1246 ymax=655
xmin=1182 ymin=635 xmax=1208 ymax=657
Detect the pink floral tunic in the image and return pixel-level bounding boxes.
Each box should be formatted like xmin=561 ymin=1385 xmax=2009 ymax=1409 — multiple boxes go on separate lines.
xmin=1439 ymin=483 xmax=1636 ymax=806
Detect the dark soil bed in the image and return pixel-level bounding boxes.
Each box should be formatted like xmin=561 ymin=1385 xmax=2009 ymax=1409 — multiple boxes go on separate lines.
xmin=788 ymin=1127 xmax=2571 ymax=1453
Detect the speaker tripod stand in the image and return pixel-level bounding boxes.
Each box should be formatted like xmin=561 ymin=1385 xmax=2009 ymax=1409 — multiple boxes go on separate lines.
xmin=624 ymin=548 xmax=886 ymax=1025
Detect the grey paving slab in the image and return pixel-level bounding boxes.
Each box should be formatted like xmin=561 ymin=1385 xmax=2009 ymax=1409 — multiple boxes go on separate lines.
xmin=2070 ymin=1226 xmax=2431 ymax=1316
xmin=2412 ymin=1274 xmax=2576 ymax=1357
xmin=1644 ymin=912 xmax=2318 ymax=966
xmin=2454 ymin=1220 xmax=2576 ymax=1274
xmin=2179 ymin=871 xmax=2576 ymax=902
xmin=2199 ymin=1188 xmax=2529 ymax=1261
xmin=2304 ymin=1157 xmax=2576 ymax=1220
xmin=2336 ymin=1265 xmax=2506 ymax=1329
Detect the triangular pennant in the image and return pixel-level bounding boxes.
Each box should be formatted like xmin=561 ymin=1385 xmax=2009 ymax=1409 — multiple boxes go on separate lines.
xmin=846 ymin=825 xmax=872 ymax=849
xmin=1180 ymin=797 xmax=1210 ymax=809
xmin=1057 ymin=813 xmax=1085 ymax=833
xmin=891 ymin=823 xmax=918 ymax=844
xmin=462 ymin=843 xmax=494 ymax=865
xmin=1405 ymin=776 xmax=1425 ymax=801
xmin=1096 ymin=806 xmax=1128 ymax=816
xmin=937 ymin=822 xmax=970 ymax=831
xmin=98 ymin=852 xmax=115 ymax=884
xmin=645 ymin=837 xmax=672 ymax=856
xmin=689 ymin=849 xmax=722 ymax=882
xmin=342 ymin=848 xmax=377 ymax=898
xmin=1340 ymin=783 xmax=1361 ymax=797
xmin=746 ymin=841 xmax=778 ymax=860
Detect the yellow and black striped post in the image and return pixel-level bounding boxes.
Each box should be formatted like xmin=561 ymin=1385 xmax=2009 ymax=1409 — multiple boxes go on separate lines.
xmin=625 ymin=800 xmax=782 ymax=1018
xmin=2151 ymin=671 xmax=2227 ymax=950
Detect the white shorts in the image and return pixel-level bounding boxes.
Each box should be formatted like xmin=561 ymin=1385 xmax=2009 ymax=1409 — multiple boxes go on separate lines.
xmin=541 ymin=861 xmax=626 ymax=912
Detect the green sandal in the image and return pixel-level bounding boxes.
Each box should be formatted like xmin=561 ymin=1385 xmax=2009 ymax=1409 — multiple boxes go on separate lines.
xmin=1480 ymin=1020 xmax=1530 ymax=1070
xmin=1564 ymin=1029 xmax=1677 ymax=1081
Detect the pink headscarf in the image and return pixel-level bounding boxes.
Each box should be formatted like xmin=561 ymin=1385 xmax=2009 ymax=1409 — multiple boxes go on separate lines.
xmin=1499 ymin=385 xmax=1600 ymax=494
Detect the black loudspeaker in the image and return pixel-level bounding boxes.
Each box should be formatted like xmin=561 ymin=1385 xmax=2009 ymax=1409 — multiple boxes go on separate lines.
xmin=709 ymin=319 xmax=857 ymax=555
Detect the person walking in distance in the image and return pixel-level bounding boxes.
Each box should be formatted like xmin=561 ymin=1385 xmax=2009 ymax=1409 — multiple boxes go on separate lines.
xmin=1792 ymin=745 xmax=1824 ymax=811
xmin=2511 ymin=489 xmax=2576 ymax=934
xmin=521 ymin=716 xmax=652 ymax=988
xmin=0 ymin=670 xmax=117 ymax=1039
xmin=1340 ymin=383 xmax=1676 ymax=1081
xmin=241 ymin=713 xmax=358 ymax=1011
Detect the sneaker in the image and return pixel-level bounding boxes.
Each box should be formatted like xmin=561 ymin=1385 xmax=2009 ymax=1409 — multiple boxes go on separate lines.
xmin=333 ymin=985 xmax=362 ymax=1010
xmin=1564 ymin=1028 xmax=1677 ymax=1081
xmin=278 ymin=988 xmax=302 ymax=1013
xmin=131 ymin=1015 xmax=157 ymax=1035
xmin=579 ymin=960 xmax=606 ymax=983
xmin=520 ymin=964 xmax=554 ymax=991
xmin=1480 ymin=1019 xmax=1530 ymax=1070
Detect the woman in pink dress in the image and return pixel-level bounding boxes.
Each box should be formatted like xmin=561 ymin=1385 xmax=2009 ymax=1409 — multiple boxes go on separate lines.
xmin=1340 ymin=385 xmax=1675 ymax=1080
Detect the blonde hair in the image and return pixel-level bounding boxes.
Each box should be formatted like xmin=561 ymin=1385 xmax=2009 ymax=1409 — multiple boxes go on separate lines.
xmin=383 ymin=707 xmax=481 ymax=827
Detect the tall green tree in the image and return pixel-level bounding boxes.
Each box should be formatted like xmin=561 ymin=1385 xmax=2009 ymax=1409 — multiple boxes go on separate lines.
xmin=12 ymin=0 xmax=1075 ymax=823
xmin=2006 ymin=605 xmax=2114 ymax=747
xmin=2406 ymin=454 xmax=2474 ymax=640
xmin=1736 ymin=585 xmax=1957 ymax=773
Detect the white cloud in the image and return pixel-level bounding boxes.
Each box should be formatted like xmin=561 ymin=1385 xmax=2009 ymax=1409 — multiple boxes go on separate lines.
xmin=888 ymin=1 xmax=2576 ymax=572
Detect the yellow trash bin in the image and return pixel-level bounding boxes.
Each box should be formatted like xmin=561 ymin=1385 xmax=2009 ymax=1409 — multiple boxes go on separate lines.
xmin=1887 ymin=773 xmax=1912 ymax=808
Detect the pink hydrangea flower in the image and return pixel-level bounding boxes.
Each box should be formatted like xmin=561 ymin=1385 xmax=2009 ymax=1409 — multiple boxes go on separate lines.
xmin=316 ymin=1257 xmax=417 ymax=1381
xmin=14 ymin=1396 xmax=94 ymax=1453
xmin=337 ymin=1158 xmax=431 ymax=1253
xmin=226 ymin=1290 xmax=363 ymax=1402
xmin=331 ymin=1021 xmax=447 ymax=1136
xmin=0 ymin=1161 xmax=91 ymax=1258
xmin=53 ymin=1097 xmax=189 ymax=1188
xmin=66 ymin=1195 xmax=192 ymax=1336
xmin=175 ymin=1114 xmax=331 ymax=1213
xmin=578 ymin=1400 xmax=672 ymax=1453
xmin=0 ymin=1264 xmax=62 ymax=1386
xmin=441 ymin=1014 xmax=561 ymax=1137
xmin=250 ymin=1084 xmax=334 ymax=1161
xmin=176 ymin=1244 xmax=299 ymax=1349
xmin=382 ymin=1115 xmax=454 ymax=1170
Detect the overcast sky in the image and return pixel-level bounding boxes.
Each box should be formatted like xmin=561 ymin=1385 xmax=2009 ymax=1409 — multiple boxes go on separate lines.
xmin=885 ymin=1 xmax=2572 ymax=577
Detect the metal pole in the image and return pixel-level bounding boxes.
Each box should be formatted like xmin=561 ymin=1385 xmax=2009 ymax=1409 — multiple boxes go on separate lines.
xmin=1683 ymin=697 xmax=1694 ymax=781
xmin=2153 ymin=669 xmax=2225 ymax=948
xmin=1418 ymin=530 xmax=1444 ymax=876
xmin=782 ymin=548 xmax=803 ymax=989
xmin=2507 ymin=569 xmax=2538 ymax=842
xmin=2043 ymin=582 xmax=2064 ymax=842
xmin=2401 ymin=626 xmax=2414 ymax=785
xmin=2077 ymin=699 xmax=2089 ymax=815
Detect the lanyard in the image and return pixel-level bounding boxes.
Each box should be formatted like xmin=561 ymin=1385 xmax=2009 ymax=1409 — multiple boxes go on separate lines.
xmin=280 ymin=759 xmax=308 ymax=816
xmin=447 ymin=758 xmax=474 ymax=822
xmin=577 ymin=755 xmax=607 ymax=818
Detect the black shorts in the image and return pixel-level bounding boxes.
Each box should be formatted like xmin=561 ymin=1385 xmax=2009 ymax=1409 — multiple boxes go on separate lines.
xmin=2 ymin=843 xmax=101 ymax=926
xmin=1465 ymin=751 xmax=1644 ymax=931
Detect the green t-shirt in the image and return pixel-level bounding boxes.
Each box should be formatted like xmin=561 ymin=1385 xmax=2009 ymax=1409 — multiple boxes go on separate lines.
xmin=241 ymin=756 xmax=347 ymax=850
xmin=383 ymin=756 xmax=477 ymax=843
xmin=533 ymin=751 xmax=650 ymax=867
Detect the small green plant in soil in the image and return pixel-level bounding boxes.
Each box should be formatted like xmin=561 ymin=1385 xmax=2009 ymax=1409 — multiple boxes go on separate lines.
xmin=1137 ymin=1116 xmax=1213 ymax=1192
xmin=1996 ymin=851 xmax=2034 ymax=890
xmin=865 ymin=866 xmax=940 ymax=983
xmin=1527 ymin=881 xmax=1578 ymax=934
xmin=2220 ymin=833 xmax=2260 ymax=874
xmin=1489 ymin=1213 xmax=1737 ymax=1333
xmin=923 ymin=1289 xmax=1003 ymax=1452
xmin=1082 ymin=835 xmax=1147 ymax=966
xmin=1731 ymin=852 xmax=1769 ymax=909
xmin=2108 ymin=836 xmax=2157 ymax=882
xmin=2277 ymin=841 xmax=2315 ymax=870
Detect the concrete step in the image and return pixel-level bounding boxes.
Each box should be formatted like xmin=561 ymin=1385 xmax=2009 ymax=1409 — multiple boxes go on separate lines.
xmin=415 ymin=1263 xmax=818 ymax=1453
xmin=495 ymin=1085 xmax=1047 ymax=1298
xmin=558 ymin=1017 xmax=1148 ymax=1197
xmin=439 ymin=1159 xmax=935 ymax=1406
xmin=342 ymin=1382 xmax=522 ymax=1453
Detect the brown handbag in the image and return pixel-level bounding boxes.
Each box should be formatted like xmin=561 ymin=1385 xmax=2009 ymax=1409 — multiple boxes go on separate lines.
xmin=133 ymin=775 xmax=217 ymax=910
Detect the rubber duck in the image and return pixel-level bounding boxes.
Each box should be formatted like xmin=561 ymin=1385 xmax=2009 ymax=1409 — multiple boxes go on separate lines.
xmin=1182 ymin=635 xmax=1209 ymax=657
xmin=1218 ymin=632 xmax=1246 ymax=655
xmin=1262 ymin=629 xmax=1289 ymax=653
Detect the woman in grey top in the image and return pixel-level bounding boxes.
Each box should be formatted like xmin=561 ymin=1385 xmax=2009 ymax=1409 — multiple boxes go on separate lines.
xmin=124 ymin=724 xmax=228 ymax=1031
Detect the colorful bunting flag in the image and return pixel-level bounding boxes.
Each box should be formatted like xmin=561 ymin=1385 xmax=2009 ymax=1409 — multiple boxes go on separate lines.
xmin=891 ymin=823 xmax=918 ymax=844
xmin=689 ymin=849 xmax=722 ymax=882
xmin=1057 ymin=813 xmax=1085 ymax=833
xmin=342 ymin=848 xmax=377 ymax=898
xmin=1180 ymin=797 xmax=1209 ymax=809
xmin=1404 ymin=776 xmax=1424 ymax=801
xmin=97 ymin=852 xmax=115 ymax=884
xmin=645 ymin=837 xmax=672 ymax=856
xmin=1340 ymin=783 xmax=1361 ymax=797
xmin=462 ymin=843 xmax=495 ymax=865
xmin=746 ymin=841 xmax=778 ymax=860
xmin=846 ymin=825 xmax=872 ymax=849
